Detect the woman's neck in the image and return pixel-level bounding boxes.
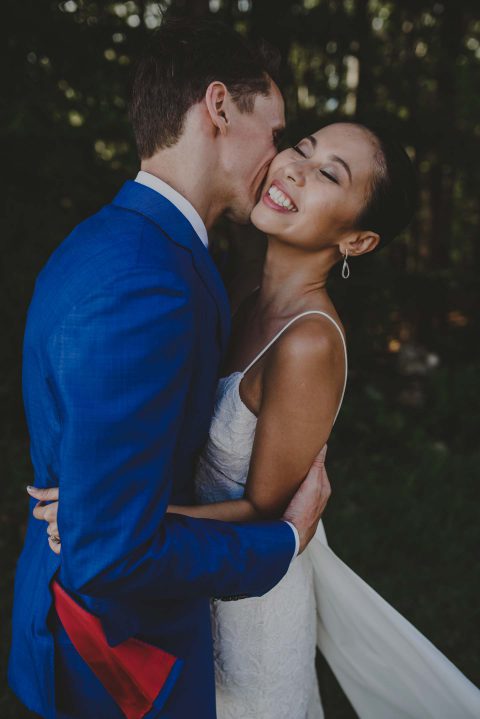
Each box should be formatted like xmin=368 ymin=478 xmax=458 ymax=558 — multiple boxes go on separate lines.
xmin=257 ymin=236 xmax=340 ymax=318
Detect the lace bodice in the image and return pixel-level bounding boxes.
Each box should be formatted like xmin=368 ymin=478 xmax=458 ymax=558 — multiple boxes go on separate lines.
xmin=195 ymin=372 xmax=257 ymax=504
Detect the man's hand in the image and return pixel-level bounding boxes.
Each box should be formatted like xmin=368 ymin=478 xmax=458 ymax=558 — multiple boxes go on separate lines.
xmin=282 ymin=445 xmax=331 ymax=554
xmin=26 ymin=486 xmax=61 ymax=555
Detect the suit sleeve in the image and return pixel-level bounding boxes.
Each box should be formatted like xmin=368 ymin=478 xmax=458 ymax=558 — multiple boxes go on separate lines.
xmin=50 ymin=267 xmax=294 ymax=600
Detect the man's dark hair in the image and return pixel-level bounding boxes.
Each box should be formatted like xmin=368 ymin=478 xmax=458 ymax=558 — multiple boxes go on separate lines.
xmin=355 ymin=123 xmax=417 ymax=248
xmin=129 ymin=17 xmax=280 ymax=159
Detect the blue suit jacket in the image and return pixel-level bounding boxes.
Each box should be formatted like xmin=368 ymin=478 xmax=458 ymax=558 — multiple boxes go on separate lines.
xmin=8 ymin=181 xmax=295 ymax=718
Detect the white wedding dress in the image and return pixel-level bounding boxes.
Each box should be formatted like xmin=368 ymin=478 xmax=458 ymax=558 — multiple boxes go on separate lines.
xmin=195 ymin=311 xmax=480 ymax=719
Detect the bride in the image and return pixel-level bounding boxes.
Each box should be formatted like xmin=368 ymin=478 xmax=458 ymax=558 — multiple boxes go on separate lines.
xmin=33 ymin=121 xmax=480 ymax=718
xmin=168 ymin=120 xmax=480 ymax=719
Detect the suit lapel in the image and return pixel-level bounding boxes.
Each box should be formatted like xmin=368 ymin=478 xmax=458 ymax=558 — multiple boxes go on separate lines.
xmin=112 ymin=181 xmax=231 ymax=355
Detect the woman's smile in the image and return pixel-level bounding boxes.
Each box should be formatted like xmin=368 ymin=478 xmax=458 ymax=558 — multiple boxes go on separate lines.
xmin=263 ymin=180 xmax=298 ymax=213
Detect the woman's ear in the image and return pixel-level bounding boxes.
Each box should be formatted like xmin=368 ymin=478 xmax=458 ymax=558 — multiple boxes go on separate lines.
xmin=340 ymin=230 xmax=380 ymax=258
xmin=204 ymin=81 xmax=230 ymax=136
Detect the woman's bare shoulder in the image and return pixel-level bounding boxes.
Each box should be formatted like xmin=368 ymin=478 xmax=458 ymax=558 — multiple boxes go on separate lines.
xmin=254 ymin=312 xmax=346 ymax=451
xmin=267 ymin=313 xmax=345 ymax=375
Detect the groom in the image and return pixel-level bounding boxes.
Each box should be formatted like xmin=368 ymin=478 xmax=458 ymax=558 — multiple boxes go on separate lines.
xmin=9 ymin=17 xmax=331 ymax=719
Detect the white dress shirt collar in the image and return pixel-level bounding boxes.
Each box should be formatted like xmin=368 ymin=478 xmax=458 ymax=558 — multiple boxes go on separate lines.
xmin=135 ymin=171 xmax=208 ymax=248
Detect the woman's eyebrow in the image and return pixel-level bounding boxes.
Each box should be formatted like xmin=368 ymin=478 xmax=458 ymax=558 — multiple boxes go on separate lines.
xmin=330 ymin=155 xmax=352 ymax=183
xmin=304 ymin=136 xmax=352 ymax=183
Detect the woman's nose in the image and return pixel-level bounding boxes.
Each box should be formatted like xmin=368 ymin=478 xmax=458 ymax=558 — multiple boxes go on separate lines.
xmin=285 ymin=163 xmax=306 ymax=187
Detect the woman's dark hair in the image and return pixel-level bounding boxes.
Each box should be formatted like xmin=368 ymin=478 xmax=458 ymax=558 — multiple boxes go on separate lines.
xmin=355 ymin=123 xmax=417 ymax=248
xmin=130 ymin=17 xmax=280 ymax=159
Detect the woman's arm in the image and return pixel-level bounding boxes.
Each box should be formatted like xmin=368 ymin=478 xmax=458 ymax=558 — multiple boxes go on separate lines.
xmin=244 ymin=316 xmax=345 ymax=518
xmin=171 ymin=316 xmax=344 ymax=524
xmin=167 ymin=499 xmax=262 ymax=522
xmin=26 ymin=492 xmax=264 ymax=548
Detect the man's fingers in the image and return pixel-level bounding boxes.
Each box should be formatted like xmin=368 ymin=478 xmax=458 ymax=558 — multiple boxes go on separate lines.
xmin=318 ymin=443 xmax=328 ymax=462
xmin=32 ymin=500 xmax=59 ymax=522
xmin=48 ymin=536 xmax=61 ymax=555
xmin=32 ymin=501 xmax=48 ymax=521
xmin=320 ymin=473 xmax=331 ymax=506
xmin=28 ymin=486 xmax=59 ymax=526
xmin=27 ymin=486 xmax=59 ymax=502
xmin=306 ymin=464 xmax=330 ymax=510
xmin=325 ymin=474 xmax=331 ymax=496
xmin=319 ymin=467 xmax=331 ymax=494
xmin=311 ymin=444 xmax=328 ymax=469
xmin=47 ymin=520 xmax=62 ymax=554
xmin=43 ymin=502 xmax=59 ymax=523
xmin=47 ymin=522 xmax=59 ymax=539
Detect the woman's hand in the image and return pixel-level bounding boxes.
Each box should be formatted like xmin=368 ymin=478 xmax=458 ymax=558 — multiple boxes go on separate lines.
xmin=26 ymin=486 xmax=61 ymax=555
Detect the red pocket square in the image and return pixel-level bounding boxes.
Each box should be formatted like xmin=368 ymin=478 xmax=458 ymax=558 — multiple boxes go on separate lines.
xmin=52 ymin=580 xmax=182 ymax=719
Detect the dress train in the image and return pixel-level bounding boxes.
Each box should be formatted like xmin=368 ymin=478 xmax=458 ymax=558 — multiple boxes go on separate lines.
xmin=311 ymin=522 xmax=480 ymax=718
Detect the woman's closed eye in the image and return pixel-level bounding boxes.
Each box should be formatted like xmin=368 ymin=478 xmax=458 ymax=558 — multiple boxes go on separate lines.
xmin=293 ymin=145 xmax=306 ymax=158
xmin=320 ymin=169 xmax=339 ymax=184
xmin=293 ymin=146 xmax=339 ymax=184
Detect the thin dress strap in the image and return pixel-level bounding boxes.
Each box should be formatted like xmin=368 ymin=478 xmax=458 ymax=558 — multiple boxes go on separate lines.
xmin=241 ymin=310 xmax=348 ymax=426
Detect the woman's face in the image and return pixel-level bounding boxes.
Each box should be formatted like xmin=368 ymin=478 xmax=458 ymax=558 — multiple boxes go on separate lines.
xmin=250 ymin=123 xmax=379 ymax=251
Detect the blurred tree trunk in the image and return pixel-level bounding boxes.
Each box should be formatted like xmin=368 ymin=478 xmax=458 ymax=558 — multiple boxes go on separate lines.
xmin=430 ymin=3 xmax=464 ymax=269
xmin=222 ymin=0 xmax=235 ymax=26
xmin=187 ymin=0 xmax=210 ymax=16
xmin=168 ymin=0 xmax=210 ymax=17
xmin=355 ymin=0 xmax=374 ymax=118
xmin=402 ymin=2 xmax=423 ymax=273
xmin=250 ymin=0 xmax=294 ymax=86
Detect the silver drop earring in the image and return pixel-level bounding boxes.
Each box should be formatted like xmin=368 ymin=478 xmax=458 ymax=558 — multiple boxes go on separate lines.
xmin=341 ymin=249 xmax=350 ymax=279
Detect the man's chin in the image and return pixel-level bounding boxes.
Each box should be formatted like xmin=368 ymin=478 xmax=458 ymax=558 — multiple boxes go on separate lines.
xmin=225 ymin=203 xmax=255 ymax=225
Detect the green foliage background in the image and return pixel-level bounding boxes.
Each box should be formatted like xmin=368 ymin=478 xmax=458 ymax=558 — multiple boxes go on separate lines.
xmin=1 ymin=1 xmax=479 ymax=716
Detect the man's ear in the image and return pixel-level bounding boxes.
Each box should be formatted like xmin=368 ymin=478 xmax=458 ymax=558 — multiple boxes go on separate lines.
xmin=204 ymin=81 xmax=230 ymax=136
xmin=340 ymin=230 xmax=380 ymax=257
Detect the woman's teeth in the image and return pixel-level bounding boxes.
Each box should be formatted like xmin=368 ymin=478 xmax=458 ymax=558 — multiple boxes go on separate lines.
xmin=267 ymin=185 xmax=297 ymax=211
